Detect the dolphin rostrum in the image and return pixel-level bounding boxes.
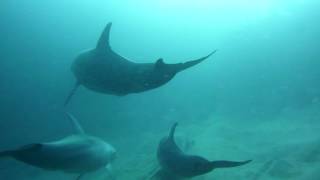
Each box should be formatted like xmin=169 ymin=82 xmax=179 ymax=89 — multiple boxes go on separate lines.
xmin=64 ymin=22 xmax=217 ymax=105
xmin=156 ymin=123 xmax=251 ymax=179
xmin=0 ymin=113 xmax=116 ymax=180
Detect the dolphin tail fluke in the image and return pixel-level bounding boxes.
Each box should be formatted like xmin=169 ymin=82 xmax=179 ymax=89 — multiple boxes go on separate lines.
xmin=0 ymin=144 xmax=42 ymax=159
xmin=178 ymin=50 xmax=217 ymax=72
xmin=64 ymin=81 xmax=81 ymax=107
xmin=211 ymin=160 xmax=251 ymax=169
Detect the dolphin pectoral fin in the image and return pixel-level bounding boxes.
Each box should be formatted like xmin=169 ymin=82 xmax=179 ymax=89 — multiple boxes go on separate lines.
xmin=64 ymin=81 xmax=80 ymax=107
xmin=149 ymin=168 xmax=183 ymax=180
xmin=96 ymin=22 xmax=112 ymax=51
xmin=65 ymin=112 xmax=85 ymax=134
xmin=105 ymin=164 xmax=116 ymax=180
xmin=76 ymin=173 xmax=85 ymax=180
xmin=211 ymin=160 xmax=252 ymax=169
xmin=145 ymin=166 xmax=161 ymax=180
xmin=177 ymin=50 xmax=217 ymax=72
xmin=105 ymin=163 xmax=112 ymax=171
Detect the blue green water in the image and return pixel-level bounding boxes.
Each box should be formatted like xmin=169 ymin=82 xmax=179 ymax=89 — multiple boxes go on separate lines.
xmin=0 ymin=1 xmax=319 ymax=179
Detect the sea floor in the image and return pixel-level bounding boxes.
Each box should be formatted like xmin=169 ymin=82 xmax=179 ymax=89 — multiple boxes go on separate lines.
xmin=115 ymin=105 xmax=320 ymax=180
xmin=1 ymin=105 xmax=320 ymax=180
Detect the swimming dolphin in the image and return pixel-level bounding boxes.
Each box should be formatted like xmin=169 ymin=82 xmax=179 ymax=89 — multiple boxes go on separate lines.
xmin=64 ymin=22 xmax=217 ymax=105
xmin=0 ymin=113 xmax=116 ymax=180
xmin=156 ymin=123 xmax=251 ymax=179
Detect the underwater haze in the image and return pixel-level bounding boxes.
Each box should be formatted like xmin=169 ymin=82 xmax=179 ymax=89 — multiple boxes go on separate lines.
xmin=1 ymin=0 xmax=320 ymax=179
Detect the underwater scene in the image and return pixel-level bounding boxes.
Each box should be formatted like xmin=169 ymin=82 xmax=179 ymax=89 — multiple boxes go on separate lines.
xmin=0 ymin=0 xmax=320 ymax=179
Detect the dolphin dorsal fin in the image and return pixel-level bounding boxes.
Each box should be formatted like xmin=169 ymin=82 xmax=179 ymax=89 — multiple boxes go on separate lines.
xmin=155 ymin=58 xmax=165 ymax=69
xmin=65 ymin=112 xmax=85 ymax=134
xmin=169 ymin=122 xmax=178 ymax=140
xmin=96 ymin=22 xmax=113 ymax=51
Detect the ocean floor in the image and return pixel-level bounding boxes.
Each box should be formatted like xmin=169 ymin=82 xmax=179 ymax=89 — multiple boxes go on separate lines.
xmin=1 ymin=105 xmax=320 ymax=180
xmin=112 ymin=104 xmax=320 ymax=180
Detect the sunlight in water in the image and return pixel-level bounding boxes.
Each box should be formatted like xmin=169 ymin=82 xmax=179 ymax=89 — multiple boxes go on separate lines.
xmin=134 ymin=0 xmax=278 ymax=27
xmin=156 ymin=0 xmax=276 ymax=16
xmin=158 ymin=0 xmax=273 ymax=9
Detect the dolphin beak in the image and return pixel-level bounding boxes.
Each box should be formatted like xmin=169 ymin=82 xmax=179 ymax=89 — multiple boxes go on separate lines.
xmin=176 ymin=50 xmax=217 ymax=72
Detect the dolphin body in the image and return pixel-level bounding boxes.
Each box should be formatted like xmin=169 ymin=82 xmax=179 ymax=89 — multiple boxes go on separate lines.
xmin=65 ymin=22 xmax=216 ymax=105
xmin=156 ymin=123 xmax=251 ymax=179
xmin=0 ymin=113 xmax=116 ymax=180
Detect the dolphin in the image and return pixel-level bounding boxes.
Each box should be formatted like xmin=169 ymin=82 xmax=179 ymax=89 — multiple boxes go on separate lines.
xmin=64 ymin=22 xmax=217 ymax=105
xmin=0 ymin=113 xmax=116 ymax=180
xmin=156 ymin=123 xmax=251 ymax=179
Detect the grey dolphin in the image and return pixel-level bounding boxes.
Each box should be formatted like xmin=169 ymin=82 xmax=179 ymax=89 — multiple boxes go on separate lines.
xmin=64 ymin=22 xmax=217 ymax=105
xmin=156 ymin=123 xmax=251 ymax=179
xmin=0 ymin=113 xmax=116 ymax=180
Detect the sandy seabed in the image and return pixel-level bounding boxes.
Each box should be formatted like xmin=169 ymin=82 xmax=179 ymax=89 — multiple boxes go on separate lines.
xmin=1 ymin=105 xmax=320 ymax=180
